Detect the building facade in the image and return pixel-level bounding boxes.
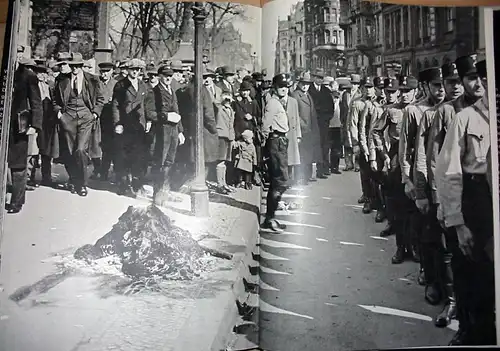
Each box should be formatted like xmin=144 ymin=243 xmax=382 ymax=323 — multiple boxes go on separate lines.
xmin=275 ymin=19 xmax=291 ymax=74
xmin=340 ymin=1 xmax=482 ymax=77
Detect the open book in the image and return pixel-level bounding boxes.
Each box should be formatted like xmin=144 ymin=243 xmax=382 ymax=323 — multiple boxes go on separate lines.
xmin=0 ymin=1 xmax=498 ymax=350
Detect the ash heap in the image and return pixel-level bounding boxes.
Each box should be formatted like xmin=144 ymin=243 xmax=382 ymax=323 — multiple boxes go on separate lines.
xmin=74 ymin=205 xmax=215 ymax=281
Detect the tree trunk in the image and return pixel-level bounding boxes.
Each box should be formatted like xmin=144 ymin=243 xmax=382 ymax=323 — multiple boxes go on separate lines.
xmin=179 ymin=2 xmax=193 ymax=42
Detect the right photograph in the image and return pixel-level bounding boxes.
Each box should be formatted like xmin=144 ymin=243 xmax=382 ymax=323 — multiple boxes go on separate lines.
xmin=259 ymin=1 xmax=495 ymax=350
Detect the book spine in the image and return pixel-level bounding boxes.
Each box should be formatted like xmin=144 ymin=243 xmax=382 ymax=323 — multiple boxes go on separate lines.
xmin=0 ymin=0 xmax=21 ymax=269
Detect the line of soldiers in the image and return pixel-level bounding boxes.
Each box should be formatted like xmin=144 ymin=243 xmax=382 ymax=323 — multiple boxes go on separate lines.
xmin=342 ymin=54 xmax=493 ymax=346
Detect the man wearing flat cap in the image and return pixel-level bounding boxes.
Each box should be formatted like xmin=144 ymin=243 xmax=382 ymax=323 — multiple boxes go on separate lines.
xmin=146 ymin=66 xmax=184 ymax=206
xmin=436 ymin=59 xmax=494 ymax=346
xmin=7 ymin=57 xmax=43 ymax=213
xmin=53 ymin=52 xmax=104 ymax=197
xmin=92 ymin=61 xmax=118 ymax=181
xmin=111 ymin=58 xmax=149 ymax=197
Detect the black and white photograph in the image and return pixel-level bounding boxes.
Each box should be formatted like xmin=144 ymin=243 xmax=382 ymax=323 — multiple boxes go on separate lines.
xmin=259 ymin=1 xmax=496 ymax=350
xmin=0 ymin=0 xmax=497 ymax=351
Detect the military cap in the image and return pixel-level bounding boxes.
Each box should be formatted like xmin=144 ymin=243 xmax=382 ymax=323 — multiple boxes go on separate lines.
xmin=455 ymin=54 xmax=478 ymax=78
xmin=262 ymin=80 xmax=272 ymax=89
xmin=361 ymin=76 xmax=374 ymax=87
xmin=419 ymin=68 xmax=442 ymax=83
xmin=128 ymin=58 xmax=145 ymax=69
xmin=417 ymin=70 xmax=427 ymax=83
xmin=476 ymin=59 xmax=487 ymax=79
xmin=350 ymin=74 xmax=361 ymax=84
xmin=158 ymin=66 xmax=174 ymax=76
xmin=243 ymin=75 xmax=253 ymax=82
xmin=441 ymin=62 xmax=460 ymax=80
xmin=98 ymin=62 xmax=114 ymax=71
xmin=272 ymin=73 xmax=292 ymax=88
xmin=384 ymin=77 xmax=399 ymax=91
xmin=239 ymin=81 xmax=253 ymax=91
xmin=398 ymin=75 xmax=418 ymax=90
xmin=373 ymin=76 xmax=385 ymax=89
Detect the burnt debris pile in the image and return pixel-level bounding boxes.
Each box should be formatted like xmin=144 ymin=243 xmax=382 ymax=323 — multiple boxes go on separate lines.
xmin=74 ymin=205 xmax=212 ymax=280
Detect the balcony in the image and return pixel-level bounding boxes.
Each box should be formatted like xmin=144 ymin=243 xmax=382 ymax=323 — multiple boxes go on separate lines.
xmin=313 ymin=42 xmax=345 ymax=54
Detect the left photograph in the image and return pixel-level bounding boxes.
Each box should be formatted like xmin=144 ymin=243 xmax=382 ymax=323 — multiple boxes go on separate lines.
xmin=0 ymin=1 xmax=264 ymax=351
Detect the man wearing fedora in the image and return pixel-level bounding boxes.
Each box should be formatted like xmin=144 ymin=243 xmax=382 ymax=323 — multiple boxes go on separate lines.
xmin=111 ymin=58 xmax=149 ymax=197
xmin=436 ymin=59 xmax=494 ymax=346
xmin=7 ymin=57 xmax=42 ymax=213
xmin=53 ymin=52 xmax=104 ymax=197
xmin=216 ymin=66 xmax=237 ymax=97
xmin=170 ymin=60 xmax=185 ymax=92
xmin=425 ymin=54 xmax=485 ymax=339
xmin=291 ymin=72 xmax=322 ymax=184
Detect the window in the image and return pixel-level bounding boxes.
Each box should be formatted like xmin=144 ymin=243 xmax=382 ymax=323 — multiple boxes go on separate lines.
xmin=324 ymin=8 xmax=330 ymax=22
xmin=403 ymin=8 xmax=409 ymax=44
xmin=384 ymin=15 xmax=391 ymax=49
xmin=325 ymin=30 xmax=331 ymax=44
xmin=332 ymin=8 xmax=337 ymax=23
xmin=446 ymin=8 xmax=454 ymax=32
xmin=332 ymin=31 xmax=338 ymax=44
xmin=299 ymin=37 xmax=302 ymax=48
xmin=395 ymin=10 xmax=402 ymax=46
xmin=300 ymin=55 xmax=303 ymax=67
xmin=422 ymin=6 xmax=431 ymax=38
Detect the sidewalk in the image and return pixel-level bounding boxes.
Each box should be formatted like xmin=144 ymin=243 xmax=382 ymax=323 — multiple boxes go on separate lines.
xmin=0 ymin=177 xmax=260 ymax=351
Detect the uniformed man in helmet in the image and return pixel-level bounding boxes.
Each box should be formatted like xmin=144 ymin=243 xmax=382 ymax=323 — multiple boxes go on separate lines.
xmin=435 ymin=59 xmax=494 ymax=346
xmin=426 ymin=54 xmax=484 ymax=332
xmin=261 ymin=73 xmax=294 ymax=232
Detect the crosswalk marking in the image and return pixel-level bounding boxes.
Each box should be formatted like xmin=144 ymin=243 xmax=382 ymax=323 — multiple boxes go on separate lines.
xmin=344 ymin=204 xmax=364 ymax=209
xmin=316 ymin=238 xmax=328 ymax=242
xmin=260 ymin=265 xmax=291 ymax=275
xmin=281 ymin=194 xmax=309 ymax=199
xmin=277 ymin=219 xmax=324 ymax=229
xmin=260 ymin=238 xmax=312 ymax=250
xmin=370 ymin=236 xmax=389 ymax=241
xmin=260 ymin=300 xmax=314 ymax=320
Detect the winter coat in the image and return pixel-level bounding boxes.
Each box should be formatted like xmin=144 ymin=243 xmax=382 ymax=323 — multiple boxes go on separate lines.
xmin=234 ymin=140 xmax=257 ymax=172
xmin=216 ymin=104 xmax=235 ymax=141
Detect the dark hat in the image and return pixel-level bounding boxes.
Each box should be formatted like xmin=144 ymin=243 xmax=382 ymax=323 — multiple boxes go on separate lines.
xmin=158 ymin=66 xmax=174 ymax=76
xmin=240 ymin=81 xmax=253 ymax=91
xmin=98 ymin=62 xmax=115 ymax=71
xmin=67 ymin=52 xmax=85 ymax=66
xmin=361 ymin=76 xmax=374 ymax=87
xmin=252 ymin=72 xmax=263 ymax=81
xmin=455 ymin=54 xmax=478 ymax=78
xmin=202 ymin=68 xmax=216 ymax=78
xmin=398 ymin=75 xmax=418 ymax=90
xmin=384 ymin=77 xmax=399 ymax=91
xmin=145 ymin=63 xmax=157 ymax=75
xmin=219 ymin=65 xmax=235 ymax=76
xmin=339 ymin=81 xmax=352 ymax=90
xmin=34 ymin=58 xmax=46 ymax=66
xmin=262 ymin=80 xmax=272 ymax=89
xmin=476 ymin=59 xmax=487 ymax=78
xmin=417 ymin=70 xmax=427 ymax=83
xmin=32 ymin=65 xmax=47 ymax=73
xmin=243 ymin=75 xmax=253 ymax=82
xmin=373 ymin=76 xmax=385 ymax=89
xmin=312 ymin=68 xmax=325 ymax=78
xmin=273 ymin=73 xmax=292 ymax=88
xmin=350 ymin=74 xmax=361 ymax=84
xmin=420 ymin=68 xmax=442 ymax=83
xmin=441 ymin=62 xmax=460 ymax=80
xmin=56 ymin=52 xmax=71 ymax=64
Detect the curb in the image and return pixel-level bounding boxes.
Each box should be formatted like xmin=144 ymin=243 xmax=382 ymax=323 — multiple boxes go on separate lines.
xmin=209 ymin=186 xmax=262 ymax=351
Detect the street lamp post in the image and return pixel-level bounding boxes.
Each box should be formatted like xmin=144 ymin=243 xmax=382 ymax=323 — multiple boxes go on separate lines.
xmin=190 ymin=2 xmax=209 ymax=217
xmin=251 ymin=51 xmax=257 ymax=72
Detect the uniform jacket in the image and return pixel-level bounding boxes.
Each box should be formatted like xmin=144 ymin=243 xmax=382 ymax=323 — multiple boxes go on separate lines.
xmin=216 ymin=104 xmax=235 ymax=141
xmin=435 ymin=98 xmax=490 ymax=229
xmin=347 ymin=90 xmax=365 ymax=149
xmin=53 ymin=72 xmax=104 ymax=117
xmin=426 ymin=95 xmax=476 ymax=204
xmin=369 ymin=103 xmax=405 ymax=164
xmin=398 ymin=99 xmax=432 ymax=184
xmin=359 ymin=98 xmax=384 ymax=159
xmin=8 ymin=67 xmax=43 ymax=168
xmin=291 ymin=89 xmax=322 ymax=164
xmin=111 ymin=77 xmax=148 ymax=130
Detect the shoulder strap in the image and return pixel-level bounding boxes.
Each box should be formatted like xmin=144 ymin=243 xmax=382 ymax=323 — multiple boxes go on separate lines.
xmin=471 ymin=103 xmax=489 ymax=124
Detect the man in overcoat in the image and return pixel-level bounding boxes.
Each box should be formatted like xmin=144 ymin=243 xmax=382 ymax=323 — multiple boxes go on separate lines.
xmin=52 ymin=53 xmax=104 ymax=197
xmin=7 ymin=57 xmax=42 ymax=213
xmin=111 ymin=58 xmax=148 ymax=197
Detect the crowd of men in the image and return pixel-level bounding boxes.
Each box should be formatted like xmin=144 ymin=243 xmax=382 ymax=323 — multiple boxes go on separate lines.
xmin=6 ymin=45 xmax=495 ymax=346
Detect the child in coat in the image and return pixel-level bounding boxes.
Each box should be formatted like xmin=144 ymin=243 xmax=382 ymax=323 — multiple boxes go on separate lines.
xmin=215 ymin=90 xmax=235 ymax=195
xmin=233 ymin=129 xmax=257 ymax=190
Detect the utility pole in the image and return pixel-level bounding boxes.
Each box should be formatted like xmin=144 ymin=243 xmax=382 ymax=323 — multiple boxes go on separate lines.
xmin=190 ymin=2 xmax=209 ymax=217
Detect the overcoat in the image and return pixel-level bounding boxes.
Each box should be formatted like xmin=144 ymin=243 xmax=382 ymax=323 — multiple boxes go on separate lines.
xmin=38 ymin=81 xmax=59 ymax=159
xmin=111 ymin=77 xmax=148 ymax=130
xmin=8 ymin=67 xmax=43 ymax=168
xmin=291 ymin=89 xmax=322 ymax=164
xmin=97 ymin=77 xmax=118 ymax=155
xmin=285 ymin=96 xmax=302 ymax=166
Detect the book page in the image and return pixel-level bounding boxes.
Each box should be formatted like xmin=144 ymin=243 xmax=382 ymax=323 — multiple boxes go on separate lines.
xmin=259 ymin=0 xmax=497 ymax=349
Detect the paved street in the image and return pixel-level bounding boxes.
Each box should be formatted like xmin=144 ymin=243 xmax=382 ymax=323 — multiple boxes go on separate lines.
xmin=258 ymin=166 xmax=457 ymax=351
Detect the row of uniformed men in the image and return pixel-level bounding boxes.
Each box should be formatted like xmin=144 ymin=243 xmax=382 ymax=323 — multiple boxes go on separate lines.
xmin=339 ymin=54 xmax=493 ymax=346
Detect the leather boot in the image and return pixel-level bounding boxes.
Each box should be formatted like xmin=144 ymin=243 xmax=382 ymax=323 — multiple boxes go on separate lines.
xmin=375 ymin=210 xmax=385 ymax=223
xmin=417 ymin=267 xmax=426 ymax=286
xmin=435 ymin=297 xmax=457 ymax=327
xmin=425 ymin=283 xmax=442 ymax=305
xmin=391 ymin=246 xmax=405 ymax=264
xmin=380 ymin=223 xmax=393 ymax=237
xmin=435 ymin=248 xmax=457 ymax=327
xmin=358 ymin=195 xmax=366 ymax=204
xmin=362 ymin=201 xmax=372 ymax=214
